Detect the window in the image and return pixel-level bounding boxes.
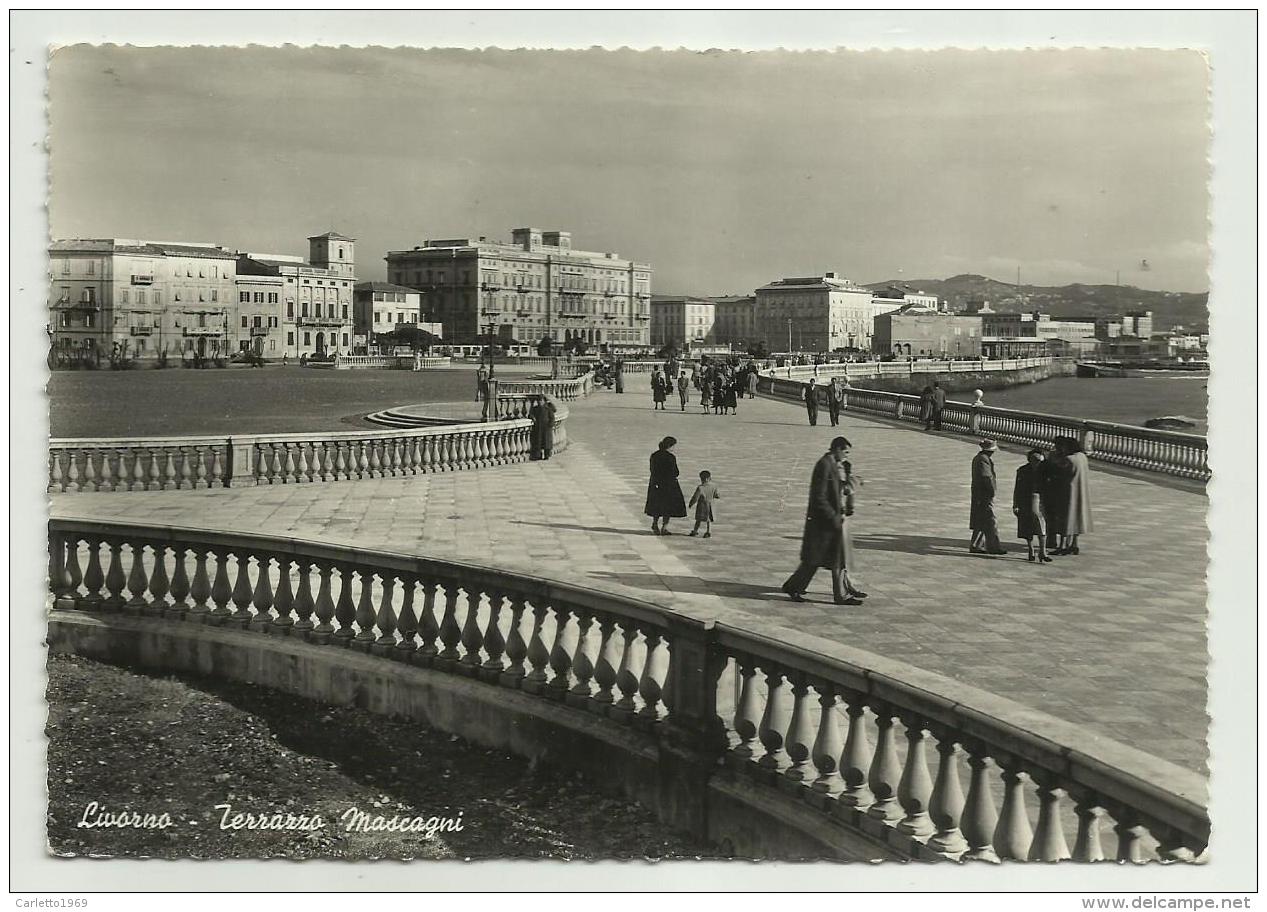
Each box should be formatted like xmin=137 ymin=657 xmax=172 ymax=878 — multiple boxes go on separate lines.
xmin=84 ymin=313 xmax=95 ymax=328
xmin=87 ymin=260 xmax=94 ymax=275
xmin=61 ymin=259 xmax=70 ymax=275
xmin=153 ymin=292 xmax=161 ymax=306
xmin=198 ymin=267 xmax=205 ymax=278
xmin=342 ymin=305 xmax=348 ymax=319
xmin=241 ymin=316 xmax=248 ymax=328
xmin=59 ymin=285 xmax=70 ymax=303
xmin=211 ymin=265 xmax=218 ymax=279
xmin=303 ymin=332 xmax=311 ymax=345
xmin=57 ymin=312 xmax=70 ymax=328
xmin=211 ymin=290 xmax=218 ymax=302
xmin=287 ymin=302 xmax=294 ymax=318
xmin=374 ymin=312 xmax=380 ymax=324
xmin=240 ymin=291 xmax=250 ymax=303
xmin=268 ymin=293 xmax=278 ymax=304
xmin=253 ymin=316 xmax=262 ymax=328
xmin=120 ymin=289 xmax=129 ymax=304
xmin=82 ymin=288 xmax=95 ymax=304
xmin=198 ymin=314 xmax=206 ymax=328
xmin=302 ymin=303 xmax=309 ymax=317
xmin=187 ymin=268 xmax=193 ymax=278
xmin=270 ymin=340 xmax=276 ymax=351
xmin=254 ymin=292 xmax=264 ymax=304
xmin=342 ymin=333 xmax=348 ymax=347
xmin=338 ymin=248 xmax=344 ymax=259
xmin=137 ymin=290 xmax=146 ymax=306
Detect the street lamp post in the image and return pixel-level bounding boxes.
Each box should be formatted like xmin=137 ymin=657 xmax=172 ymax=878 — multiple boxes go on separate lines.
xmin=787 ymin=318 xmax=793 ymax=354
xmin=479 ymin=282 xmax=501 ymax=380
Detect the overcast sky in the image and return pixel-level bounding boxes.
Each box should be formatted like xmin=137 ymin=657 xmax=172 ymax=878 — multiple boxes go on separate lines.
xmin=49 ymin=46 xmax=1210 ymax=294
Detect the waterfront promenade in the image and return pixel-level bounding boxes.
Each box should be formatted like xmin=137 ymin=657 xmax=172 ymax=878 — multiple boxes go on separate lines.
xmin=48 ymin=390 xmax=1209 ymax=773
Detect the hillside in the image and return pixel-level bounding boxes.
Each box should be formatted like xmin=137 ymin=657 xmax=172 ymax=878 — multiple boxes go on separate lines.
xmin=865 ymin=274 xmax=1208 ymax=332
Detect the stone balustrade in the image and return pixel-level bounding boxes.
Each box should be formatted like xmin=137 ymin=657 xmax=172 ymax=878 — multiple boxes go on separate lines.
xmin=328 ymin=354 xmax=452 ymax=370
xmin=773 ymin=357 xmax=1052 ymax=382
xmin=761 ymin=374 xmax=1209 ymax=482
xmin=497 ymin=373 xmax=594 ymax=401
xmin=48 ymin=410 xmax=566 ymax=494
xmin=46 ymin=518 xmax=1209 ymax=862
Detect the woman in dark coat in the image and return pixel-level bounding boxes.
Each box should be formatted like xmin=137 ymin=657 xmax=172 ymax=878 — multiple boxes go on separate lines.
xmin=529 ymin=395 xmax=557 ymax=460
xmin=1041 ymin=438 xmax=1074 ymax=552
xmin=651 ymin=369 xmax=668 ymax=410
xmin=645 ymin=436 xmax=688 ymax=534
xmin=724 ymin=372 xmax=740 ymax=415
xmin=1012 ymin=449 xmax=1051 ymax=562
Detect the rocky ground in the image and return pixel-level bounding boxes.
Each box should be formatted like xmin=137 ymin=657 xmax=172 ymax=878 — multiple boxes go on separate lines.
xmin=45 ymin=654 xmax=713 ymax=860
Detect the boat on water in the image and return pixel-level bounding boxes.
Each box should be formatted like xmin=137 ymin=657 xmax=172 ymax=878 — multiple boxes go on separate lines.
xmin=1076 ymin=359 xmax=1210 ymax=378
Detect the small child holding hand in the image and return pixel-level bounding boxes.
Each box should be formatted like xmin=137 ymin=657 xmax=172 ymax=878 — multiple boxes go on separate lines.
xmin=688 ymin=470 xmax=720 ymax=538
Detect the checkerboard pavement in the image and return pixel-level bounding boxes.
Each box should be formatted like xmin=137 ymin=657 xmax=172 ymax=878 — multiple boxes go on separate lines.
xmin=49 ymin=389 xmax=1210 ymax=773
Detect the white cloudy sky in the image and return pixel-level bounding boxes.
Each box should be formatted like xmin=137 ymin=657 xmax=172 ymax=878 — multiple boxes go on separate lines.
xmin=50 ymin=46 xmax=1210 ymax=294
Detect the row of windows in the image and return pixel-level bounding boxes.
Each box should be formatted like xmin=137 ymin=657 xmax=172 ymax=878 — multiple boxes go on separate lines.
xmin=389 ymin=268 xmax=633 ymax=295
xmin=372 ymin=312 xmax=417 ymax=324
xmin=240 ymin=291 xmax=280 ymax=304
xmin=240 ymin=316 xmax=281 ymax=329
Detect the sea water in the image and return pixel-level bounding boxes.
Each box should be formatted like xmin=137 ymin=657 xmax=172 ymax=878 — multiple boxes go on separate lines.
xmin=967 ymin=374 xmax=1209 ymax=433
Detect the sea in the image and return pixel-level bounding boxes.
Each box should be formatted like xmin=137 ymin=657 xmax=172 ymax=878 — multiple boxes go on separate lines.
xmin=972 ymin=374 xmax=1209 ymax=434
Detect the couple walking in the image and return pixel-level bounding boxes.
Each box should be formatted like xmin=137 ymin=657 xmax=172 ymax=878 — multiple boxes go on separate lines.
xmin=781 ymin=436 xmax=868 ymax=606
xmin=802 ymin=377 xmax=847 ymax=427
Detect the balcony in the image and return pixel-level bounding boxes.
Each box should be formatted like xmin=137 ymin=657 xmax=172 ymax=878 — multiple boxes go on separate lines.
xmin=297 ymin=316 xmax=345 ymax=328
xmin=129 ymin=325 xmax=154 ymax=336
xmin=130 ymin=274 xmax=155 ymax=285
xmin=182 ymin=326 xmax=224 ymax=337
xmin=249 ymin=326 xmax=270 ymax=337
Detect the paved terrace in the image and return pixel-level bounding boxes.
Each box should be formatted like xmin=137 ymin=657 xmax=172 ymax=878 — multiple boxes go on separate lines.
xmin=49 ymin=389 xmax=1209 ymax=773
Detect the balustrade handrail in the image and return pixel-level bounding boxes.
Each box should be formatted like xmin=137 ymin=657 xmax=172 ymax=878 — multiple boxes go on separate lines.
xmin=46 ymin=516 xmax=1209 ymax=862
xmin=758 ymin=372 xmax=1209 ymax=481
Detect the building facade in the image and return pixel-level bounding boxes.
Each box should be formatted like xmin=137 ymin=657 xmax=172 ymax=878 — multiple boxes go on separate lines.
xmin=650 ymin=296 xmax=716 ymax=348
xmin=754 ymin=274 xmax=902 ymax=352
xmin=710 ymin=296 xmax=757 ymax=347
xmin=354 ymin=281 xmax=425 ymax=340
xmin=50 ymin=231 xmax=355 ymax=362
xmin=385 ymin=228 xmax=652 ymax=349
xmin=872 ymin=312 xmax=984 ymax=358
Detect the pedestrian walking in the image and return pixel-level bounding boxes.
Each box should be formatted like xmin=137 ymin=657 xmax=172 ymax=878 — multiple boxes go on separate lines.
xmin=827 ymin=377 xmax=845 ymax=426
xmin=919 ymin=384 xmax=935 ymax=430
xmin=615 ymin=360 xmax=625 ymax=394
xmin=1013 ymin=449 xmax=1051 ymax=562
xmin=930 ymin=382 xmax=946 ymax=430
xmin=688 ymin=470 xmax=720 ymax=538
xmin=528 ymin=395 xmax=557 ymax=460
xmin=651 ymin=368 xmax=669 ymax=410
xmin=724 ymin=372 xmax=739 ymax=415
xmin=699 ymin=368 xmax=713 ymax=414
xmin=645 ymin=436 xmax=687 ymax=535
xmin=802 ymin=381 xmax=819 ymax=426
xmin=969 ymin=439 xmax=1007 ymax=555
xmin=1053 ymin=436 xmax=1094 ymax=555
xmin=476 ymin=363 xmax=491 ymax=420
xmin=677 ymin=370 xmax=690 ymax=411
xmin=781 ymin=436 xmax=868 ymax=605
xmin=747 ymin=365 xmax=759 ymax=398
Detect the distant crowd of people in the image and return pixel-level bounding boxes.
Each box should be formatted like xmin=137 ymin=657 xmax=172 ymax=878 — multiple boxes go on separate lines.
xmin=649 ymin=358 xmax=761 ymax=415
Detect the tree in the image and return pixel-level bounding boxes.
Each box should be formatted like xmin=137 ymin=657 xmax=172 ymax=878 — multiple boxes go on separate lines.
xmin=536 ymin=335 xmax=554 ymax=357
xmin=566 ymin=337 xmax=589 ymax=356
xmin=746 ymin=340 xmax=770 ymax=359
xmin=656 ymin=339 xmax=682 ymax=360
xmin=384 ymin=325 xmax=441 ymax=353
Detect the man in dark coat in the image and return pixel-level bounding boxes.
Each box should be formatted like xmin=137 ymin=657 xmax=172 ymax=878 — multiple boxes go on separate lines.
xmin=802 ymin=381 xmax=819 ymax=426
xmin=930 ymin=382 xmax=946 ymax=431
xmin=529 ymin=396 xmax=557 ymax=460
xmin=826 ymin=377 xmax=845 ymax=426
xmin=781 ymin=437 xmax=867 ymax=605
xmin=969 ymin=439 xmax=1007 ymax=555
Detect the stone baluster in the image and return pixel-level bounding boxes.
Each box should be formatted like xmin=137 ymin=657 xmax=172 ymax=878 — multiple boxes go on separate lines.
xmin=611 ymin=621 xmax=641 ymax=721
xmin=404 ymin=438 xmax=420 ymax=475
xmin=48 ymin=451 xmax=65 ymax=493
xmin=431 ymin=583 xmax=461 ymax=668
xmin=837 ymin=695 xmax=874 ymax=811
xmin=927 ymin=738 xmax=969 ymax=855
xmin=500 ymin=596 xmax=529 ymax=686
xmin=477 ymin=591 xmax=506 ymax=680
xmin=992 ymin=765 xmax=1034 ymax=860
xmin=48 ymin=532 xmax=73 ymax=609
xmin=269 ymin=556 xmax=294 ymax=634
xmin=565 ymin=611 xmax=597 ymax=707
xmin=1113 ymin=815 xmax=1149 ymax=864
xmin=545 ymin=604 xmax=575 ymax=700
xmin=281 ymin=443 xmax=297 ymax=483
xmin=162 ymin=544 xmax=190 ymax=619
xmin=310 ymin=561 xmax=336 ymax=644
xmin=295 ymin=444 xmax=311 ymax=482
xmin=414 ymin=581 xmax=440 ymax=662
xmin=176 ymin=448 xmax=193 ymax=489
xmin=1071 ymin=797 xmax=1106 ymax=862
xmin=333 ymin=565 xmax=358 ymax=645
xmin=229 ymin=550 xmax=255 ymax=627
xmin=129 ymin=449 xmax=147 ymax=491
xmin=80 ymin=537 xmax=105 ymax=609
xmin=368 ymin=439 xmax=382 ymax=477
xmin=959 ymin=747 xmax=998 ymax=861
xmin=1028 ymin=782 xmax=1071 ymax=861
xmin=333 ymin=442 xmax=348 ymax=480
xmin=369 ymin=573 xmax=398 ymax=656
xmin=589 ymin=614 xmax=620 ymax=710
xmin=521 ymin=601 xmax=552 ymax=694
xmin=79 ymin=452 xmax=98 ymax=492
xmin=342 ymin=566 xmax=375 ymax=649
xmin=459 ymin=589 xmax=485 ymax=672
xmin=756 ymin=670 xmax=792 ymax=773
xmin=782 ymin=676 xmax=817 ymax=785
xmin=731 ymin=663 xmax=764 ymax=758
xmin=865 ymin=706 xmax=903 ymax=822
xmin=392 ymin=576 xmax=418 ymax=660
xmin=209 ymin=448 xmax=225 ymax=487
xmin=248 ymin=553 xmax=275 ymax=630
xmin=145 ymin=543 xmax=170 ymax=617
xmin=193 ymin=447 xmax=209 ymax=489
xmin=1156 ymin=829 xmax=1198 ymax=864
xmin=161 ymin=451 xmax=177 ymax=490
xmin=636 ymin=629 xmax=667 ymax=722
xmin=419 ymin=435 xmax=433 ymax=473
xmin=124 ymin=542 xmax=150 ymax=612
xmin=291 ymin=559 xmax=315 ymax=635
xmin=208 ymin=548 xmax=234 ymax=623
xmin=896 ymin=718 xmax=936 ymax=838
xmin=98 ymin=451 xmax=116 ymax=492
xmin=809 ymin=686 xmax=845 ymax=798
xmin=187 ymin=548 xmax=212 ymax=622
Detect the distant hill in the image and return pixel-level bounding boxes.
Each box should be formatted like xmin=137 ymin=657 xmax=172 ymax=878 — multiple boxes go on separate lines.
xmin=864 ymin=274 xmax=1209 ymax=332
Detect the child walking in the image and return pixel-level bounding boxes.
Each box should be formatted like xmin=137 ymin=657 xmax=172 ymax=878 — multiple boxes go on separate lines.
xmin=688 ymin=470 xmax=720 ymax=538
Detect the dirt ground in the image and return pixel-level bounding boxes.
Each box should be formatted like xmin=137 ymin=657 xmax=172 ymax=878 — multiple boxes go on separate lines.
xmin=45 ymin=655 xmax=714 ymax=860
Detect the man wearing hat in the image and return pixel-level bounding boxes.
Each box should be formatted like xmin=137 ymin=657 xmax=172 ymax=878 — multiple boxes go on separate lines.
xmin=970 ymin=439 xmax=1007 ymax=555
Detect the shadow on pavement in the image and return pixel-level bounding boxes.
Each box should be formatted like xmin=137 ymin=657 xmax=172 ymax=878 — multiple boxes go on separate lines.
xmin=851 ymin=533 xmax=1020 ymax=559
xmin=589 ymin=570 xmax=786 ymax=602
xmin=510 ymin=519 xmax=657 ymax=537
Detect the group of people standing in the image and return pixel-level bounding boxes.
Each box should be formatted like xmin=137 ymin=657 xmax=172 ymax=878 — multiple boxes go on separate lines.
xmin=650 ymin=360 xmax=760 ymax=415
xmin=801 ymin=376 xmax=848 ymax=427
xmin=971 ymin=436 xmax=1094 ymax=561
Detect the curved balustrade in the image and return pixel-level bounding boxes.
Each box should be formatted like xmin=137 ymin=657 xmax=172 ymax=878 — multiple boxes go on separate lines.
xmin=497 ymin=373 xmax=594 ymax=401
xmin=46 ymin=518 xmax=1209 ymax=862
xmin=48 ymin=410 xmax=567 ymax=493
xmin=760 ymin=375 xmax=1208 ymax=482
xmin=768 ymin=357 xmax=1052 ymax=384
xmin=328 ymin=354 xmax=453 ymax=370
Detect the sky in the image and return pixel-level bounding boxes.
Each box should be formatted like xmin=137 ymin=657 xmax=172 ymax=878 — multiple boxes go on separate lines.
xmin=49 ymin=46 xmax=1211 ymax=295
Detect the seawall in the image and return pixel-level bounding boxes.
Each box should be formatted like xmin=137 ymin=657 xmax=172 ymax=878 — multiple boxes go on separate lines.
xmin=851 ymin=360 xmax=1075 ymax=395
